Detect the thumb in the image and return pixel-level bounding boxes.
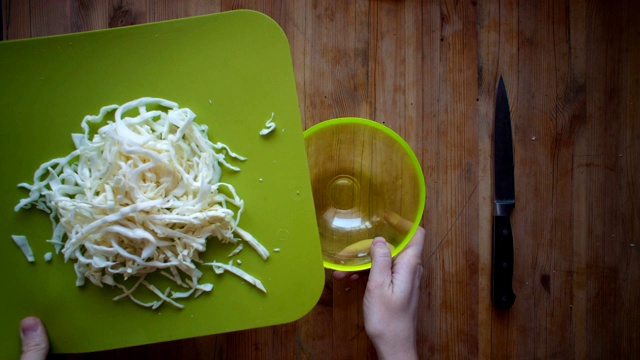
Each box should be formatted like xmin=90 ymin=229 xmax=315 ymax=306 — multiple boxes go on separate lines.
xmin=368 ymin=237 xmax=392 ymax=286
xmin=20 ymin=317 xmax=49 ymax=360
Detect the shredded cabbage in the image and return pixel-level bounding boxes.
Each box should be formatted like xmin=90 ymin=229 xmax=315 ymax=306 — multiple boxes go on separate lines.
xmin=12 ymin=235 xmax=35 ymax=263
xmin=259 ymin=112 xmax=276 ymax=135
xmin=205 ymin=260 xmax=266 ymax=293
xmin=15 ymin=97 xmax=269 ymax=309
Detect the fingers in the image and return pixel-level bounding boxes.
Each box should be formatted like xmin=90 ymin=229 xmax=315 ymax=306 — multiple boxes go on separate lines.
xmin=20 ymin=317 xmax=49 ymax=360
xmin=401 ymin=226 xmax=426 ymax=258
xmin=391 ymin=227 xmax=426 ymax=295
xmin=332 ymin=271 xmax=349 ymax=280
xmin=333 ymin=227 xmax=425 ymax=284
xmin=394 ymin=227 xmax=426 ymax=269
xmin=412 ymin=263 xmax=424 ymax=297
xmin=368 ymin=237 xmax=392 ymax=287
xmin=333 ymin=271 xmax=360 ymax=281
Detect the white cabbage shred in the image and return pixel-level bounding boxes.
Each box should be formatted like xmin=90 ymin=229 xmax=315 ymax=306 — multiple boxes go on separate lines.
xmin=12 ymin=235 xmax=35 ymax=263
xmin=259 ymin=112 xmax=276 ymax=135
xmin=204 ymin=260 xmax=266 ymax=293
xmin=14 ymin=97 xmax=270 ymax=309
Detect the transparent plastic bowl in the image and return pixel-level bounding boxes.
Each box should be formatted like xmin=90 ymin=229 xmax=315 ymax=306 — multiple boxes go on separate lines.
xmin=304 ymin=118 xmax=425 ymax=271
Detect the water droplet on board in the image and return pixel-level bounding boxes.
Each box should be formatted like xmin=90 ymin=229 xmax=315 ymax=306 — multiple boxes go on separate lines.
xmin=292 ymin=188 xmax=303 ymax=200
xmin=277 ymin=229 xmax=289 ymax=241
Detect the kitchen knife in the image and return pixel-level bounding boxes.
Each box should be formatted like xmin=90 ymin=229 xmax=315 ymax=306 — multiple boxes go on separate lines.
xmin=492 ymin=76 xmax=516 ymax=310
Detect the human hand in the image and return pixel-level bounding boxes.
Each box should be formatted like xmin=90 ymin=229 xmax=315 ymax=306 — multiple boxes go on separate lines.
xmin=20 ymin=317 xmax=49 ymax=360
xmin=333 ymin=227 xmax=426 ymax=360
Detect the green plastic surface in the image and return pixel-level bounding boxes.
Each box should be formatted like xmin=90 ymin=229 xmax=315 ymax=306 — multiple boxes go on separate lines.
xmin=0 ymin=10 xmax=323 ymax=356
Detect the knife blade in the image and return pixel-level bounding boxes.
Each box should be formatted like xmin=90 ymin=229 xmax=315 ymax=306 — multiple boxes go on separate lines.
xmin=492 ymin=76 xmax=516 ymax=310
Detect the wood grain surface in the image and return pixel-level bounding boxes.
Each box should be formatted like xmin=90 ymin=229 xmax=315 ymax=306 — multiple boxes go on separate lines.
xmin=3 ymin=0 xmax=639 ymax=359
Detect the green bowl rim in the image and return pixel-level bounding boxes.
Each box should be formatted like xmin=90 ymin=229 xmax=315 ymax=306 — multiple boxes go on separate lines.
xmin=304 ymin=117 xmax=426 ymax=271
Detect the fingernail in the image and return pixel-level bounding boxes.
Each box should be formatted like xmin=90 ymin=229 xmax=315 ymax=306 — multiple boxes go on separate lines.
xmin=21 ymin=317 xmax=41 ymax=337
xmin=372 ymin=237 xmax=387 ymax=246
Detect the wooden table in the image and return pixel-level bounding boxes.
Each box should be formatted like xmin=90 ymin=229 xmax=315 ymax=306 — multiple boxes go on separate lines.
xmin=3 ymin=1 xmax=639 ymax=359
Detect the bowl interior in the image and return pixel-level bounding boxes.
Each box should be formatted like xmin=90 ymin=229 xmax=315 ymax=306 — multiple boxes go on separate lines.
xmin=304 ymin=118 xmax=425 ymax=271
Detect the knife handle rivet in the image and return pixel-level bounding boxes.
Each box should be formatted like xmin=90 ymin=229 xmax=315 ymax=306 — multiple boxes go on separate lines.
xmin=502 ymin=262 xmax=509 ymax=269
xmin=502 ymin=229 xmax=509 ymax=236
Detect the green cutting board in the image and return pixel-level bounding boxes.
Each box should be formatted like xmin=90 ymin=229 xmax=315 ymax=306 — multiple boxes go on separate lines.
xmin=0 ymin=10 xmax=323 ymax=357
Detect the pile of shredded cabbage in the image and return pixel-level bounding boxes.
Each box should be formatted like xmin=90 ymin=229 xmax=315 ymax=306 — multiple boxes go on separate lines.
xmin=14 ymin=97 xmax=269 ymax=309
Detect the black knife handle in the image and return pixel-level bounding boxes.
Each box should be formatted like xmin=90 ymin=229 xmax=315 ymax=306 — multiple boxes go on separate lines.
xmin=492 ymin=215 xmax=516 ymax=309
